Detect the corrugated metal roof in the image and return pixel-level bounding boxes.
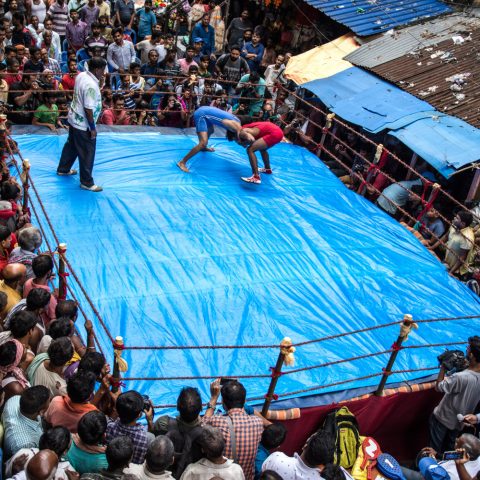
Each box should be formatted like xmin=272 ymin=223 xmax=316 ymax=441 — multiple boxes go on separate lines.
xmin=344 ymin=13 xmax=480 ymax=68
xmin=303 ymin=0 xmax=452 ymax=36
xmin=369 ymin=29 xmax=480 ymax=128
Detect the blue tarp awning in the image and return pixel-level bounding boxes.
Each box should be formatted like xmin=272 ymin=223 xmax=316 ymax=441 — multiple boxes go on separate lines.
xmin=304 ymin=0 xmax=452 ymax=36
xmin=390 ymin=116 xmax=480 ymax=178
xmin=303 ymin=67 xmax=480 ymax=178
xmin=303 ymin=67 xmax=437 ymax=134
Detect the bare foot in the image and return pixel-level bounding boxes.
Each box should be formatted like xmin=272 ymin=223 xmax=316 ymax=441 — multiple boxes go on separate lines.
xmin=202 ymin=146 xmax=215 ymax=152
xmin=177 ymin=161 xmax=190 ymax=173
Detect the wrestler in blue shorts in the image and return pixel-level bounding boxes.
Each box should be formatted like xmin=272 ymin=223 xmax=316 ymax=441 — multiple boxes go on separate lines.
xmin=177 ymin=106 xmax=242 ymax=172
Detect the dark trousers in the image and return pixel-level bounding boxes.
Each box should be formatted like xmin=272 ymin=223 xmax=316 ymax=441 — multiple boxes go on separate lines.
xmin=429 ymin=413 xmax=459 ymax=453
xmin=57 ymin=124 xmax=96 ymax=187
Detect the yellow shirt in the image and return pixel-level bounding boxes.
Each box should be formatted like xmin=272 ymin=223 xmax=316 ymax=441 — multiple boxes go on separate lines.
xmin=0 ymin=280 xmax=21 ymax=316
xmin=98 ymin=1 xmax=110 ymax=17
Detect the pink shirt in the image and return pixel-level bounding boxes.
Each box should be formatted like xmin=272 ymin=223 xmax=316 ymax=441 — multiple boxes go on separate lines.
xmin=23 ymin=278 xmax=57 ymax=327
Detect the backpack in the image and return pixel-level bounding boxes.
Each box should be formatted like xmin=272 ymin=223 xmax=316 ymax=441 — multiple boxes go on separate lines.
xmin=322 ymin=406 xmax=361 ymax=469
xmin=166 ymin=418 xmax=204 ymax=479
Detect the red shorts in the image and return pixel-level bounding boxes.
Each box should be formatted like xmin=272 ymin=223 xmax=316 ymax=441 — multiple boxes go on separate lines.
xmin=243 ymin=122 xmax=283 ymax=148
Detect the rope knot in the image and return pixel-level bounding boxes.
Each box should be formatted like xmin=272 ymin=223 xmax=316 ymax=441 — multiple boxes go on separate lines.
xmin=269 ymin=366 xmax=284 ymax=378
xmin=399 ymin=314 xmax=418 ymax=341
xmin=280 ymin=337 xmax=295 ymax=366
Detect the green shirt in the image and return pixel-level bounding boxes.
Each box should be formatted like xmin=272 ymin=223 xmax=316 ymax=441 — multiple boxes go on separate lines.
xmin=34 ymin=104 xmax=59 ymax=125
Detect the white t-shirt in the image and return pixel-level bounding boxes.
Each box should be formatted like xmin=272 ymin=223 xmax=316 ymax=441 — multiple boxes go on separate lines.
xmin=68 ymin=71 xmax=102 ymax=131
xmin=439 ymin=457 xmax=480 ymax=480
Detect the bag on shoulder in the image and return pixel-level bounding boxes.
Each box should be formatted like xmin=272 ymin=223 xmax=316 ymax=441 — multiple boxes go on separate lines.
xmin=322 ymin=406 xmax=361 ymax=469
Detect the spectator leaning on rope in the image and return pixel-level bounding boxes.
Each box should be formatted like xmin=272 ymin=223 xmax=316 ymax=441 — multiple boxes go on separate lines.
xmin=430 ymin=336 xmax=480 ymax=453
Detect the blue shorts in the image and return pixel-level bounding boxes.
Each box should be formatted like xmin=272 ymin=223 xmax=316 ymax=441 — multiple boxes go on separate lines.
xmin=193 ymin=106 xmax=240 ymax=135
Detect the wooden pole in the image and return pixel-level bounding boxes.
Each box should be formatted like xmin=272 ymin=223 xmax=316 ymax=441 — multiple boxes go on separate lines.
xmin=21 ymin=158 xmax=30 ymax=213
xmin=57 ymin=243 xmax=68 ymax=301
xmin=467 ymin=169 xmax=480 ymax=202
xmin=405 ymin=153 xmax=418 ymax=180
xmin=112 ymin=336 xmax=126 ymax=394
xmin=261 ymin=337 xmax=295 ymax=417
xmin=317 ymin=113 xmax=335 ymax=157
xmin=375 ymin=314 xmax=417 ymax=396
xmin=222 ymin=0 xmax=230 ymax=53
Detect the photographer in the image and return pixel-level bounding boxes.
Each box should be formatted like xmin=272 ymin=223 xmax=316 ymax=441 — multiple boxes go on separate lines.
xmin=8 ymin=67 xmax=41 ymax=124
xmin=430 ymin=336 xmax=480 ymax=453
xmin=158 ymin=94 xmax=187 ymax=128
xmin=235 ymin=71 xmax=266 ymax=115
xmin=210 ymin=89 xmax=232 ymax=113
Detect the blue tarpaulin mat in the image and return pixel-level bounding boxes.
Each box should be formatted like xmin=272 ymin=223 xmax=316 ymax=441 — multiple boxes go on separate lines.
xmin=16 ymin=132 xmax=480 ymax=411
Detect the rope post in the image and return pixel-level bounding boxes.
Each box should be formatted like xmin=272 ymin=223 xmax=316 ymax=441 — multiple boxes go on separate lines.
xmin=317 ymin=113 xmax=335 ymax=156
xmin=21 ymin=158 xmax=31 ymax=213
xmin=261 ymin=337 xmax=295 ymax=417
xmin=112 ymin=336 xmax=128 ymax=394
xmin=57 ymin=243 xmax=68 ymax=301
xmin=375 ymin=314 xmax=418 ymax=396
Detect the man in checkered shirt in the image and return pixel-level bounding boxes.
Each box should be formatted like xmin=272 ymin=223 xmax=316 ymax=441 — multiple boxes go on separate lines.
xmin=203 ymin=379 xmax=264 ymax=480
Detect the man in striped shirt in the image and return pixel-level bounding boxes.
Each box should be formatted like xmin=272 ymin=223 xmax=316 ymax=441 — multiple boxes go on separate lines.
xmin=203 ymin=379 xmax=264 ymax=480
xmin=47 ymin=0 xmax=68 ymax=42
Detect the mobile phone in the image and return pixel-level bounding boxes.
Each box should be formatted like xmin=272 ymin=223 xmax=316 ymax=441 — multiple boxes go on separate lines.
xmin=443 ymin=451 xmax=463 ymax=461
xmin=220 ymin=377 xmax=236 ymax=385
xmin=142 ymin=394 xmax=151 ymax=411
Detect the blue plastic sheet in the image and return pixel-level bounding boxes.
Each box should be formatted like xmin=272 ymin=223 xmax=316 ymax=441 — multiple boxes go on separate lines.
xmin=390 ymin=116 xmax=480 ymax=178
xmin=16 ymin=132 xmax=480 ymax=412
xmin=303 ymin=67 xmax=437 ymax=133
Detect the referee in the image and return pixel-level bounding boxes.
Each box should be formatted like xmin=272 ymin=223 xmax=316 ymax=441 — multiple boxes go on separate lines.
xmin=56 ymin=57 xmax=107 ymax=192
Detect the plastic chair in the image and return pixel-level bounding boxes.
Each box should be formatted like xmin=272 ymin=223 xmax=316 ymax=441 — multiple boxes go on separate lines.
xmin=124 ymin=28 xmax=136 ymax=44
xmin=77 ymin=59 xmax=88 ymax=72
xmin=76 ymin=48 xmax=90 ymax=62
xmin=62 ymin=38 xmax=68 ymax=52
xmin=61 ymin=50 xmax=68 ymax=63
xmin=60 ymin=61 xmax=69 ymax=73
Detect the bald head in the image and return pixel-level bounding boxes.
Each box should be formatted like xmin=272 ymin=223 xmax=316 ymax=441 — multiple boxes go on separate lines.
xmin=26 ymin=450 xmax=58 ymax=480
xmin=2 ymin=263 xmax=27 ymax=286
xmin=457 ymin=433 xmax=480 ymax=460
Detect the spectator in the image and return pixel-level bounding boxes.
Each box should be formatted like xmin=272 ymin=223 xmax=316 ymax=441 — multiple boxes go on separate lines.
xmin=11 ymin=12 xmax=33 ymax=47
xmin=84 ymin=21 xmax=108 ymax=57
xmin=188 ymin=0 xmax=204 ymax=31
xmin=66 ymin=411 xmax=109 ymax=474
xmin=181 ymin=425 xmax=245 ymax=479
xmin=239 ymin=29 xmax=253 ymax=50
xmin=0 ymin=226 xmax=14 ymax=272
xmin=190 ymin=13 xmax=214 ymax=56
xmin=226 ymin=10 xmax=252 ymax=49
xmin=107 ymin=27 xmax=135 ymax=75
xmin=79 ymin=0 xmax=99 ymax=34
xmin=159 ymin=48 xmax=180 ymax=77
xmin=5 ymin=426 xmax=74 ymax=479
xmin=178 ymin=45 xmax=198 ymax=75
xmin=44 ymin=369 xmax=99 ymax=432
xmin=24 ymin=46 xmax=44 ymax=72
xmin=30 ymin=0 xmax=48 ymax=24
xmin=263 ymin=54 xmax=285 ymax=96
xmin=41 ymin=18 xmax=62 ymax=57
xmin=0 ymin=339 xmax=30 ymax=401
xmin=105 ymin=390 xmax=154 ymax=465
xmin=5 ymin=58 xmax=22 ymax=87
xmin=136 ymin=0 xmax=156 ymax=42
xmin=8 ymin=67 xmax=41 ymax=124
xmin=26 ymin=336 xmax=73 ymax=395
xmin=429 ymin=335 xmax=480 ymax=453
xmin=67 ymin=0 xmax=86 ymax=13
xmin=124 ymin=436 xmax=175 ymax=480
xmin=197 ymin=54 xmax=211 ymax=78
xmin=153 ymin=387 xmax=204 ymax=477
xmin=33 ymin=91 xmax=62 ymax=130
xmin=9 ymin=226 xmax=42 ymax=277
xmin=98 ymin=15 xmax=112 ymax=43
xmin=377 ymin=177 xmax=427 ymax=219
xmin=114 ymin=0 xmax=134 ymax=29
xmin=60 ymin=58 xmax=77 ymax=96
xmin=81 ymin=436 xmax=134 ymax=480
xmin=2 ymin=384 xmax=50 ymax=458
xmin=204 ymin=379 xmax=264 ymax=480
xmin=64 ymin=349 xmax=109 ymax=382
xmin=26 ymin=17 xmax=44 ymax=50
xmin=262 ymin=430 xmax=335 ymax=479
xmin=100 ymin=93 xmax=131 ymax=125
xmin=5 ymin=0 xmax=19 ymax=22
xmin=158 ymin=94 xmax=187 ymax=128
xmin=47 ymin=0 xmax=69 ymax=41
xmin=215 ymin=46 xmax=249 ymax=93
xmin=431 ymin=211 xmax=475 ymax=276
xmin=235 ymin=71 xmax=266 ymax=115
xmin=0 ymin=309 xmax=37 ymax=360
xmin=25 ymin=450 xmax=59 ymax=480
xmin=140 ymin=48 xmax=161 ymax=83
xmin=241 ymin=32 xmax=264 ymax=73
xmin=0 ymin=263 xmax=26 ymax=316
xmin=136 ymin=31 xmax=165 ymax=65
xmin=65 ymin=10 xmax=88 ymax=51
xmin=40 ymin=29 xmax=61 ymax=63
xmin=96 ymin=0 xmax=110 ymax=20
xmin=0 ymin=62 xmax=8 ymax=101
xmin=255 ymin=423 xmax=287 ymax=479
